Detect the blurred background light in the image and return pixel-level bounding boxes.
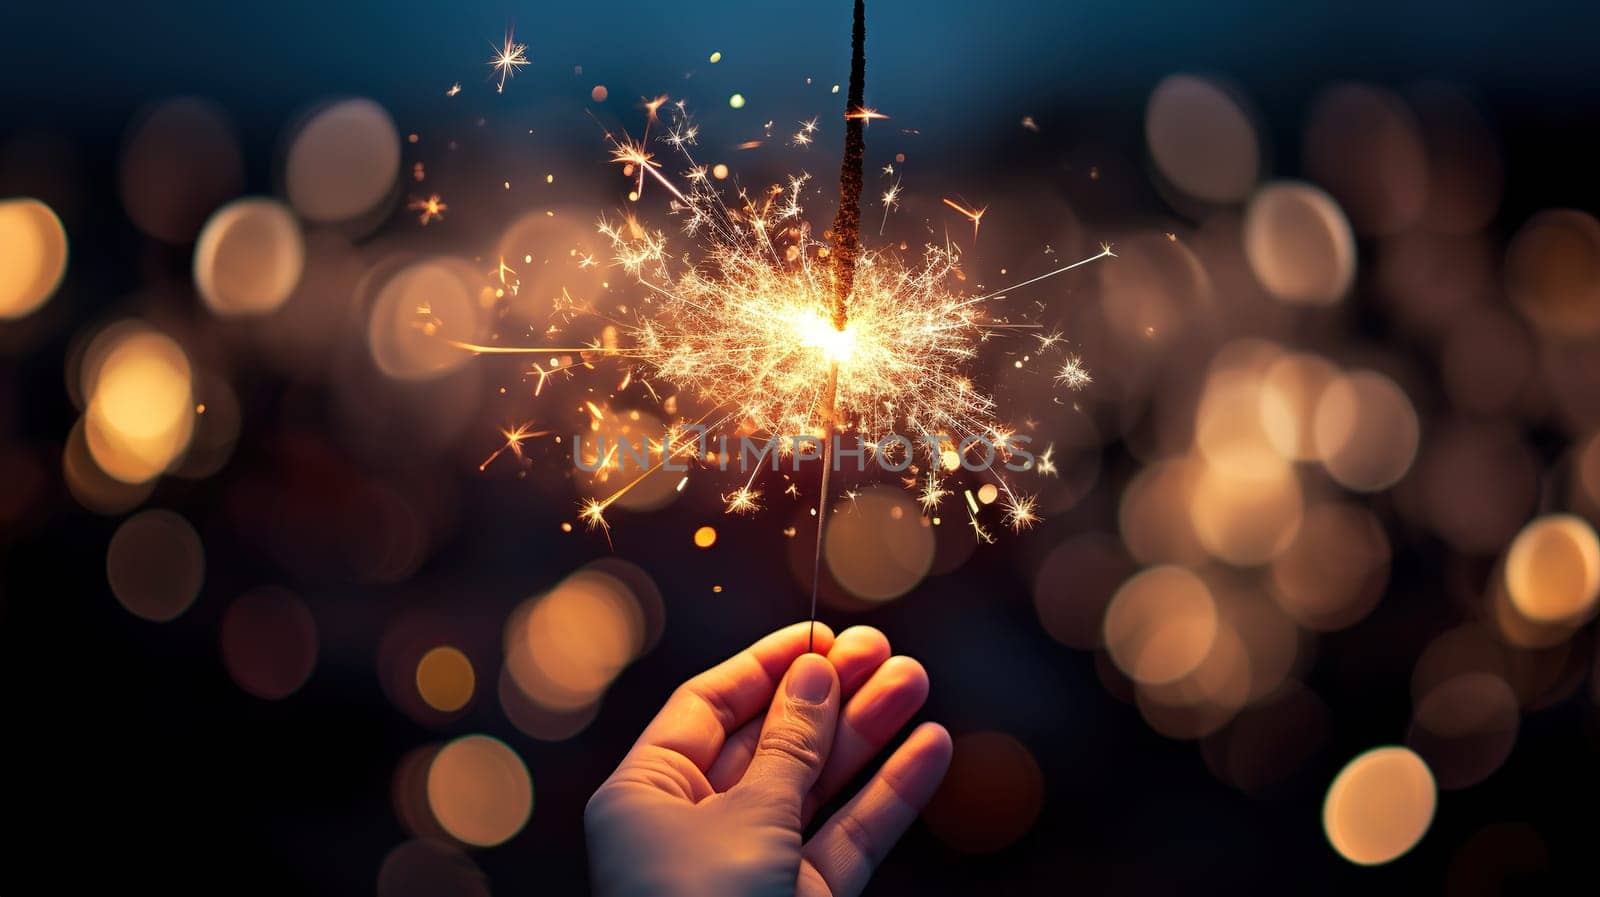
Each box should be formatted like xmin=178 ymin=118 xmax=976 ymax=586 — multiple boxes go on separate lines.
xmin=0 ymin=197 xmax=68 ymax=320
xmin=219 ymin=587 xmax=318 ymax=700
xmin=193 ymin=198 xmax=306 ymax=316
xmin=1323 ymin=746 xmax=1437 ymax=865
xmin=426 ymin=734 xmax=534 ymax=848
xmin=284 ymin=98 xmax=401 ymax=227
xmin=106 ymin=509 xmax=204 ymax=622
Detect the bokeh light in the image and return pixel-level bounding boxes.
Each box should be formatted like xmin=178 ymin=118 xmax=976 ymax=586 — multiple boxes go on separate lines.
xmin=1243 ymin=181 xmax=1356 ymax=305
xmin=1303 ymin=84 xmax=1428 ymax=237
xmin=220 ymin=587 xmax=318 ymax=700
xmin=0 ymin=197 xmax=68 ymax=319
xmin=367 ymin=258 xmax=487 ymax=380
xmin=823 ymin=487 xmax=935 ymax=602
xmin=416 ymin=646 xmax=476 ymax=713
xmin=1503 ymin=514 xmax=1600 ymax=625
xmin=193 ymin=198 xmax=305 ymax=315
xmin=118 ymin=97 xmax=243 ymax=244
xmin=1312 ymin=370 xmax=1420 ymax=492
xmin=1323 ymin=746 xmax=1437 ymax=865
xmin=1145 ymin=74 xmax=1261 ymax=204
xmin=1406 ymin=672 xmax=1519 ymax=789
xmin=284 ymin=98 xmax=401 ymax=226
xmin=377 ymin=839 xmax=489 ymax=897
xmin=1104 ymin=565 xmax=1218 ymax=685
xmin=1269 ymin=502 xmax=1390 ymax=631
xmin=80 ymin=322 xmax=195 ymax=484
xmin=426 ymin=734 xmax=534 ymax=847
xmin=922 ymin=732 xmax=1043 ymax=854
xmin=503 ymin=566 xmax=651 ymax=713
xmin=106 ymin=509 xmax=204 ymax=622
xmin=1505 ymin=209 xmax=1600 ymax=339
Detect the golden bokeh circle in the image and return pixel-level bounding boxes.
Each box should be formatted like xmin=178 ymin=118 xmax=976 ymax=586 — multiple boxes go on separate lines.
xmin=0 ymin=197 xmax=68 ymax=319
xmin=1323 ymin=746 xmax=1436 ymax=865
xmin=427 ymin=735 xmax=534 ymax=847
xmin=823 ymin=487 xmax=935 ymax=602
xmin=1504 ymin=514 xmax=1600 ymax=625
xmin=1104 ymin=565 xmax=1218 ymax=685
xmin=193 ymin=197 xmax=305 ymax=315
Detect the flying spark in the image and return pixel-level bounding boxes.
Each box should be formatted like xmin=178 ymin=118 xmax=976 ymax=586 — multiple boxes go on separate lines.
xmin=1055 ymin=354 xmax=1092 ymax=390
xmin=942 ymin=197 xmax=987 ymax=242
xmin=792 ymin=117 xmax=820 ymax=147
xmin=845 ymin=106 xmax=890 ymax=123
xmin=488 ymin=30 xmax=530 ymax=93
xmin=408 ymin=194 xmax=447 ymax=225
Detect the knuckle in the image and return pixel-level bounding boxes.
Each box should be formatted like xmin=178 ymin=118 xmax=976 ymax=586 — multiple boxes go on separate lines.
xmin=836 ymin=810 xmax=882 ymax=864
xmin=756 ymin=721 xmax=823 ymax=771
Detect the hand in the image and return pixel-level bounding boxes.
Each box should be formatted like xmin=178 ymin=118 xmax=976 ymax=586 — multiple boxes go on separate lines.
xmin=585 ymin=623 xmax=952 ymax=897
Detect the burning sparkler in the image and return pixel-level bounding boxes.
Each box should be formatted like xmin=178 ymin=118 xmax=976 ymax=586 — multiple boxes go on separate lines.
xmin=445 ymin=2 xmax=1112 ymax=636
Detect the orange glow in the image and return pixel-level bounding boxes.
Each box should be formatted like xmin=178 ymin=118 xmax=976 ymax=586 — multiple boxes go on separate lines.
xmin=416 ymin=646 xmax=476 ymax=713
xmin=693 ymin=525 xmax=717 ymax=548
xmin=1323 ymin=747 xmax=1436 ymax=865
xmin=427 ymin=735 xmax=533 ymax=846
xmin=0 ymin=198 xmax=68 ymax=319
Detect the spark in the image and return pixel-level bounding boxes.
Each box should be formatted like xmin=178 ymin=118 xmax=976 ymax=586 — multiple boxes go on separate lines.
xmin=722 ymin=487 xmax=762 ymax=514
xmin=917 ymin=469 xmax=949 ymax=514
xmin=408 ymin=194 xmax=447 ymax=225
xmin=1002 ymin=492 xmax=1038 ymax=531
xmin=447 ymin=101 xmax=1112 ymax=535
xmin=479 ymin=422 xmax=546 ymax=471
xmin=578 ymin=498 xmax=613 ymax=545
xmin=608 ymin=133 xmax=687 ymax=203
xmin=878 ymin=177 xmax=901 ymax=234
xmin=446 ymin=82 xmax=462 ymax=97
xmin=965 ymin=506 xmax=995 ymax=544
xmin=1035 ymin=443 xmax=1058 ymax=477
xmin=488 ymin=30 xmax=530 ymax=93
xmin=494 ymin=257 xmax=519 ymax=296
xmin=845 ymin=106 xmax=889 ymax=123
xmin=1034 ymin=329 xmax=1064 ymax=351
xmin=1055 ymin=354 xmax=1092 ymax=390
xmin=791 ymin=117 xmax=819 ymax=147
xmin=973 ymin=243 xmax=1116 ymax=301
xmin=941 ymin=197 xmax=987 ymax=242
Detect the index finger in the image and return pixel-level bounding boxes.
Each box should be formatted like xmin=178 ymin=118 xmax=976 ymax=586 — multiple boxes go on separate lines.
xmin=627 ymin=621 xmax=836 ymax=772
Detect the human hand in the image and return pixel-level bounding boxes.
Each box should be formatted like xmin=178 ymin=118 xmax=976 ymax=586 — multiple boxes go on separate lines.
xmin=585 ymin=623 xmax=952 ymax=897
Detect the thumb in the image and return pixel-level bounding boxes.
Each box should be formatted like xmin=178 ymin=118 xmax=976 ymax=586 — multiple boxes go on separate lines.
xmin=739 ymin=652 xmax=839 ymax=808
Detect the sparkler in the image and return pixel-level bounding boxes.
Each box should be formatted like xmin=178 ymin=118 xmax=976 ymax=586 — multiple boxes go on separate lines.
xmin=445 ymin=2 xmax=1112 ymax=641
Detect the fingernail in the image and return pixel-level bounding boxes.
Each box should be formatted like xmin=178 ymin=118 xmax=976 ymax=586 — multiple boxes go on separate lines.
xmin=786 ymin=653 xmax=834 ymax=704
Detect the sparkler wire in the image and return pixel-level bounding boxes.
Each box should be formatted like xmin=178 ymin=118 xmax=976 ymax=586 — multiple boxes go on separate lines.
xmin=810 ymin=0 xmax=869 ymax=653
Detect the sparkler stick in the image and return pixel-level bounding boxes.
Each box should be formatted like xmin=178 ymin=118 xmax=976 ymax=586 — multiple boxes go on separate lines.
xmin=810 ymin=0 xmax=869 ymax=653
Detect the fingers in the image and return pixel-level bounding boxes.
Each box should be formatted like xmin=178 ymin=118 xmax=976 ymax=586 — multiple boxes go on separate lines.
xmin=801 ymin=722 xmax=953 ymax=897
xmin=802 ymin=655 xmax=930 ymax=824
xmin=707 ymin=626 xmax=890 ymax=791
xmin=626 ymin=622 xmax=835 ymax=774
xmin=737 ymin=653 xmax=840 ymax=810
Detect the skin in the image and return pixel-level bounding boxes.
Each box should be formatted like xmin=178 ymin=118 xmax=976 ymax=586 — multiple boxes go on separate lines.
xmin=586 ymin=623 xmax=953 ymax=897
